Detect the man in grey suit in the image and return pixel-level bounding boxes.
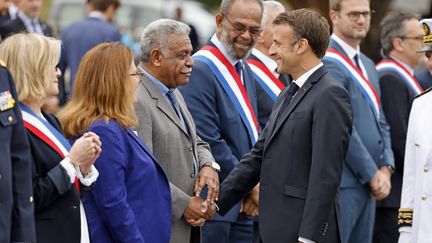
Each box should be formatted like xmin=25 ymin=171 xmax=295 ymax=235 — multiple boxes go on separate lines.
xmin=135 ymin=19 xmax=220 ymax=243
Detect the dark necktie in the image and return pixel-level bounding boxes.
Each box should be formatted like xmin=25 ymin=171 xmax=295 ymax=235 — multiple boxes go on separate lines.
xmin=235 ymin=61 xmax=243 ymax=83
xmin=275 ymin=82 xmax=299 ymax=126
xmin=353 ymin=54 xmax=362 ymax=72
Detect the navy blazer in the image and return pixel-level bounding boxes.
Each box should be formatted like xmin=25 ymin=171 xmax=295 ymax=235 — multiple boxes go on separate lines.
xmin=415 ymin=68 xmax=432 ymax=90
xmin=27 ymin=112 xmax=82 ymax=243
xmin=323 ymin=39 xmax=394 ymax=188
xmin=61 ymin=17 xmax=121 ymax=90
xmin=82 ymin=120 xmax=171 ymax=243
xmin=180 ymin=42 xmax=258 ymax=222
xmin=0 ymin=16 xmax=53 ymax=39
xmin=0 ymin=66 xmax=35 ymax=243
xmin=217 ymin=66 xmax=353 ymax=242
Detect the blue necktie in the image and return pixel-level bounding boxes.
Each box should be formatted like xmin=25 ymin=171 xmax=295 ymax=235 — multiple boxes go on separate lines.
xmin=235 ymin=61 xmax=243 ymax=84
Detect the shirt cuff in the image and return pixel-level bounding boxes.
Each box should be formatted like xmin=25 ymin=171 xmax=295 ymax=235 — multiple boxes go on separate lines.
xmin=399 ymin=226 xmax=412 ymax=233
xmin=299 ymin=237 xmax=315 ymax=243
xmin=60 ymin=158 xmax=76 ymax=184
xmin=77 ymin=165 xmax=99 ymax=187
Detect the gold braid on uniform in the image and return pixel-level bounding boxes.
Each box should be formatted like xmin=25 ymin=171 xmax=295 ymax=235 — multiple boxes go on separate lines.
xmin=398 ymin=208 xmax=413 ymax=227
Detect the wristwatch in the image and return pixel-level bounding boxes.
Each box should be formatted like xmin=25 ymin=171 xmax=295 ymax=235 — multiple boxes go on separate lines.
xmin=383 ymin=165 xmax=394 ymax=174
xmin=203 ymin=162 xmax=221 ymax=173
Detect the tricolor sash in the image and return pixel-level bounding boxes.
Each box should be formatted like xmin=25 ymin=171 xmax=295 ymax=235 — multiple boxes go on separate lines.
xmin=376 ymin=59 xmax=423 ymax=95
xmin=20 ymin=103 xmax=80 ymax=191
xmin=194 ymin=45 xmax=259 ymax=144
xmin=247 ymin=59 xmax=285 ymax=101
xmin=324 ymin=49 xmax=380 ymax=116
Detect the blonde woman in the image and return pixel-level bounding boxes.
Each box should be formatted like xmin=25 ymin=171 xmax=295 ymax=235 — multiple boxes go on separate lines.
xmin=0 ymin=33 xmax=101 ymax=243
xmin=59 ymin=42 xmax=171 ymax=242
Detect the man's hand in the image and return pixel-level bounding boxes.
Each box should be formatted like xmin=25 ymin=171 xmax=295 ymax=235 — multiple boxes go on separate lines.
xmin=183 ymin=196 xmax=206 ymax=223
xmin=369 ymin=169 xmax=391 ymax=200
xmin=186 ymin=218 xmax=206 ymax=227
xmin=250 ymin=184 xmax=259 ymax=206
xmin=240 ymin=197 xmax=259 ymax=217
xmin=194 ymin=166 xmax=219 ymax=202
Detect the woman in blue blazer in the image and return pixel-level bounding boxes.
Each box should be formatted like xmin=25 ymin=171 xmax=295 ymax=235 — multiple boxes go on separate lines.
xmin=59 ymin=42 xmax=171 ymax=243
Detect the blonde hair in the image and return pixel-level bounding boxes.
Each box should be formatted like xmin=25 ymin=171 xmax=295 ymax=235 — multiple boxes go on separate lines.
xmin=58 ymin=42 xmax=137 ymax=138
xmin=0 ymin=33 xmax=61 ymax=103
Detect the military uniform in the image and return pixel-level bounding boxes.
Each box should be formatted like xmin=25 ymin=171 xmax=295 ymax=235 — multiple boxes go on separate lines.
xmin=0 ymin=61 xmax=35 ymax=243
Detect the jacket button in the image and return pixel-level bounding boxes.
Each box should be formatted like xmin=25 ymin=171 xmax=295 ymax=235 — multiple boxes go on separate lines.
xmin=190 ymin=173 xmax=195 ymax=178
xmin=425 ymin=166 xmax=429 ymax=172
xmin=8 ymin=115 xmax=13 ymax=123
xmin=0 ymin=174 xmax=1 ymax=180
xmin=29 ymin=196 xmax=33 ymax=203
xmin=189 ymin=146 xmax=193 ymax=151
xmin=421 ymin=195 xmax=427 ymax=201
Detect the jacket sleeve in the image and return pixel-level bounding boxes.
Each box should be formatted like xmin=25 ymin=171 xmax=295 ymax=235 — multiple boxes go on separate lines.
xmin=88 ymin=124 xmax=145 ymax=243
xmin=7 ymin=68 xmax=36 ymax=242
xmin=299 ymin=85 xmax=352 ymax=241
xmin=324 ymin=59 xmax=379 ymax=184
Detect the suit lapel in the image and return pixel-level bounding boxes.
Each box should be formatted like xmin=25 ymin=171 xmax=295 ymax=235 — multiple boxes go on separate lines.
xmin=267 ymin=66 xmax=326 ymax=142
xmin=126 ymin=129 xmax=159 ymax=163
xmin=140 ymin=75 xmax=190 ymax=137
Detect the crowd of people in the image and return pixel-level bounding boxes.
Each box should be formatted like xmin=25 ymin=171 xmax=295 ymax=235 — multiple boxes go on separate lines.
xmin=1 ymin=0 xmax=432 ymax=243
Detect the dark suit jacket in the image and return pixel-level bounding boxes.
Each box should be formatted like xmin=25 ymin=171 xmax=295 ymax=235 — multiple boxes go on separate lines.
xmin=0 ymin=66 xmax=35 ymax=243
xmin=378 ymin=58 xmax=417 ymax=208
xmin=82 ymin=120 xmax=171 ymax=243
xmin=248 ymin=53 xmax=291 ymax=129
xmin=0 ymin=16 xmax=53 ymax=39
xmin=61 ymin=16 xmax=121 ymax=90
xmin=217 ymin=66 xmax=353 ymax=243
xmin=27 ymin=112 xmax=83 ymax=243
xmin=180 ymin=41 xmax=258 ymax=222
xmin=415 ymin=69 xmax=432 ymax=90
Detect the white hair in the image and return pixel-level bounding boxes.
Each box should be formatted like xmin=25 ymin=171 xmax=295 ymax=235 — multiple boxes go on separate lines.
xmin=140 ymin=19 xmax=190 ymax=63
xmin=262 ymin=1 xmax=285 ymax=26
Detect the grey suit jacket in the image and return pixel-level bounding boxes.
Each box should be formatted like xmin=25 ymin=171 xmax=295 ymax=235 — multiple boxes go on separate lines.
xmin=135 ymin=73 xmax=216 ymax=243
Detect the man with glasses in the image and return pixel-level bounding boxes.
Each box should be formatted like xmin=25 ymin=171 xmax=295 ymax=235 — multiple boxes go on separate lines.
xmin=135 ymin=19 xmax=220 ymax=243
xmin=374 ymin=11 xmax=424 ymax=243
xmin=323 ymin=0 xmax=395 ymax=242
xmin=180 ymin=0 xmax=263 ymax=242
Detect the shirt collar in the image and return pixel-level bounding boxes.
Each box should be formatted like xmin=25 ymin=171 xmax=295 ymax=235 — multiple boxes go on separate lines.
xmin=292 ymin=63 xmax=323 ymax=89
xmin=331 ymin=34 xmax=360 ymax=61
xmin=251 ymin=48 xmax=278 ymax=75
xmin=88 ymin=11 xmax=107 ymax=21
xmin=8 ymin=3 xmax=18 ymax=19
xmin=138 ymin=65 xmax=172 ymax=96
xmin=390 ymin=56 xmax=414 ymax=75
xmin=210 ymin=34 xmax=240 ymax=67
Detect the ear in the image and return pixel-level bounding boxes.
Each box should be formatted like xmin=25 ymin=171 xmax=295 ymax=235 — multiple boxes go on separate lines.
xmin=329 ymin=10 xmax=338 ymax=24
xmin=256 ymin=31 xmax=265 ymax=44
xmin=150 ymin=49 xmax=162 ymax=67
xmin=216 ymin=14 xmax=224 ymax=28
xmin=392 ymin=37 xmax=404 ymax=52
xmin=296 ymin=38 xmax=309 ymax=55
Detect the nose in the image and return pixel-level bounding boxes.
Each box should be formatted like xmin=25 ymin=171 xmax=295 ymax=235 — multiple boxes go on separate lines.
xmin=186 ymin=55 xmax=194 ymax=67
xmin=56 ymin=67 xmax=62 ymax=77
xmin=269 ymin=43 xmax=276 ymax=56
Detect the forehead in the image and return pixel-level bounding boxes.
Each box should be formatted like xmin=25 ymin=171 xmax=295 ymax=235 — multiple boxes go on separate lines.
xmin=339 ymin=0 xmax=370 ymax=12
xmin=167 ymin=33 xmax=192 ymax=50
xmin=404 ymin=19 xmax=423 ymax=35
xmin=273 ymin=24 xmax=294 ymax=42
xmin=225 ymin=0 xmax=262 ymax=26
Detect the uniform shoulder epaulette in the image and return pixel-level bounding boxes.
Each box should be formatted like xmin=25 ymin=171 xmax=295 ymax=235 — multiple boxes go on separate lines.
xmin=415 ymin=87 xmax=432 ymax=99
xmin=0 ymin=59 xmax=6 ymax=67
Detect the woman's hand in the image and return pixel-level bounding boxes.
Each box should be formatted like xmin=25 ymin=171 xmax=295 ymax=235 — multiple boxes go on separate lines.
xmin=69 ymin=132 xmax=102 ymax=174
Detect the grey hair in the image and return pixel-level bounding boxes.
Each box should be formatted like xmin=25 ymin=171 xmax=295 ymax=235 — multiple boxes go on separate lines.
xmin=220 ymin=0 xmax=263 ymax=15
xmin=380 ymin=11 xmax=420 ymax=55
xmin=140 ymin=19 xmax=190 ymax=63
xmin=261 ymin=1 xmax=285 ymax=26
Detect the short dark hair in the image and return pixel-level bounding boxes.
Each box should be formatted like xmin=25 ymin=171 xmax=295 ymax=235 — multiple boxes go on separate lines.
xmin=380 ymin=11 xmax=420 ymax=55
xmin=273 ymin=9 xmax=330 ymax=58
xmin=90 ymin=0 xmax=120 ymax=11
xmin=220 ymin=0 xmax=263 ymax=15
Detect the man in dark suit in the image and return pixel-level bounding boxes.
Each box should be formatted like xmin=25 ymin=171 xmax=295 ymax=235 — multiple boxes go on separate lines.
xmin=212 ymin=9 xmax=353 ymax=243
xmin=61 ymin=0 xmax=121 ymax=92
xmin=180 ymin=0 xmax=263 ymax=242
xmin=247 ymin=0 xmax=289 ymax=129
xmin=324 ymin=0 xmax=395 ymax=242
xmin=374 ymin=11 xmax=425 ymax=243
xmin=0 ymin=0 xmax=52 ymax=39
xmin=0 ymin=62 xmax=35 ymax=243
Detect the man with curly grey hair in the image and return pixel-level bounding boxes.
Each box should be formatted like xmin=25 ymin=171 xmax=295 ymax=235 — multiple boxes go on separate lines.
xmin=135 ymin=19 xmax=220 ymax=243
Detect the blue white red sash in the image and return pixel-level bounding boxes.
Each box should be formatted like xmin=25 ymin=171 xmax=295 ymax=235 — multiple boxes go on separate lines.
xmin=194 ymin=45 xmax=259 ymax=144
xmin=376 ymin=59 xmax=423 ymax=95
xmin=247 ymin=59 xmax=285 ymax=101
xmin=20 ymin=103 xmax=80 ymax=191
xmin=324 ymin=49 xmax=380 ymax=116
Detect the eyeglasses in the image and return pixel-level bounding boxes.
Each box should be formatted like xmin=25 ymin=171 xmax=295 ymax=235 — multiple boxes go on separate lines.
xmin=345 ymin=10 xmax=374 ymax=21
xmin=399 ymin=36 xmax=424 ymax=42
xmin=221 ymin=13 xmax=263 ymax=37
xmin=129 ymin=71 xmax=144 ymax=80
